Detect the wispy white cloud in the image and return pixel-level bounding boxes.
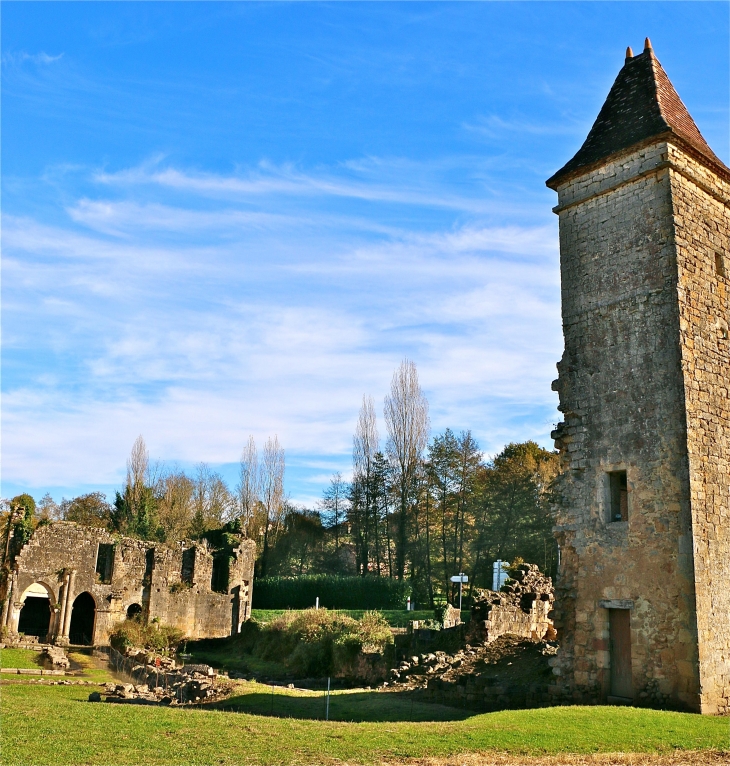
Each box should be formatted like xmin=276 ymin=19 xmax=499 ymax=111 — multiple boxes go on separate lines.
xmin=2 ymin=155 xmax=561 ymax=500
xmin=67 ymin=199 xmax=298 ymax=238
xmin=93 ymin=158 xmax=522 ymax=214
xmin=463 ymin=114 xmax=581 ymax=139
xmin=2 ymin=51 xmax=64 ymax=66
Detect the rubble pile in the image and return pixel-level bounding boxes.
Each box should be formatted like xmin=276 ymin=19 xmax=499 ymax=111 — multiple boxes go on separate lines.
xmin=41 ymin=645 xmax=70 ymax=668
xmin=98 ymin=663 xmax=231 ymax=705
xmin=384 ymin=634 xmax=558 ymax=710
xmin=385 ymin=636 xmax=556 ymax=688
xmin=385 ymin=566 xmax=559 ymax=712
xmin=124 ymin=647 xmax=176 ymax=670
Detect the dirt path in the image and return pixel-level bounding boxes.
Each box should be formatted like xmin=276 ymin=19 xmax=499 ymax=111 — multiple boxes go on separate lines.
xmin=388 ymin=753 xmax=729 ymax=766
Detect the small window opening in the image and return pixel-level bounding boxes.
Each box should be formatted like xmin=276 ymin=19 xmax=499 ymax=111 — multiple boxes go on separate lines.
xmin=126 ymin=603 xmax=143 ymax=620
xmin=608 ymin=471 xmax=628 ymax=522
xmin=95 ymin=543 xmax=115 ymax=584
xmin=716 ymin=252 xmax=727 ymax=279
xmin=143 ymin=548 xmax=155 ymax=586
xmin=211 ymin=554 xmax=230 ymax=594
xmin=181 ymin=547 xmax=195 ymax=585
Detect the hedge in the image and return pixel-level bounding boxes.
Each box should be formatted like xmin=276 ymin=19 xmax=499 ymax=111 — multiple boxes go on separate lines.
xmin=252 ymin=575 xmax=412 ymax=610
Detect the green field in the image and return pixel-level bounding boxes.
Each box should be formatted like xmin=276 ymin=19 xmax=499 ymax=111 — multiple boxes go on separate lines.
xmin=2 ymin=675 xmax=728 ymax=765
xmin=0 ymin=647 xmax=44 ymax=670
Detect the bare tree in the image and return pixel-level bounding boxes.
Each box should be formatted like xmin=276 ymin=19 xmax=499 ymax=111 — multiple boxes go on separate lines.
xmin=127 ymin=435 xmax=149 ymax=508
xmin=260 ymin=435 xmax=285 ymax=576
xmin=237 ymin=436 xmax=260 ymax=535
xmin=190 ymin=463 xmax=234 ymax=536
xmin=156 ymin=470 xmax=195 ymax=542
xmin=37 ymin=493 xmax=62 ymax=521
xmin=352 ymin=395 xmax=380 ymax=574
xmin=384 ymin=360 xmax=430 ymax=579
xmin=112 ymin=435 xmax=159 ymax=538
xmin=354 ymin=396 xmax=379 ymax=480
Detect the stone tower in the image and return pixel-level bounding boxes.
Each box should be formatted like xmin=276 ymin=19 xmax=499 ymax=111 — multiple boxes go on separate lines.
xmin=546 ymin=40 xmax=730 ymax=714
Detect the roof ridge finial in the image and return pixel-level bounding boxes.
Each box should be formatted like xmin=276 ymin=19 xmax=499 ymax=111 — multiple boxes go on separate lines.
xmin=625 ymin=46 xmax=634 ymax=62
xmin=644 ymin=37 xmax=653 ymax=52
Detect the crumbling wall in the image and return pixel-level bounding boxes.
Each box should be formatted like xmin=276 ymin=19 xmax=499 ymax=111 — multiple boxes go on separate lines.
xmin=388 ymin=636 xmax=557 ymax=713
xmin=2 ymin=522 xmax=256 ymax=646
xmin=469 ymin=564 xmax=555 ymax=645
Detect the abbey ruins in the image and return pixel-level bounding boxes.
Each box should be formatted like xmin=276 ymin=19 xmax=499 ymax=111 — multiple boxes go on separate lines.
xmin=1 ymin=41 xmax=728 ymax=717
xmin=1 ymin=522 xmax=255 ymax=646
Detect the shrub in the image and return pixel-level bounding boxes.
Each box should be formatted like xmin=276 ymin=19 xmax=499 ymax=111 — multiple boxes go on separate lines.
xmin=109 ymin=619 xmax=146 ymax=653
xmin=356 ymin=611 xmax=392 ymax=651
xmin=242 ymin=608 xmax=394 ymax=677
xmin=253 ymin=575 xmax=411 ymax=610
xmin=109 ymin=619 xmax=184 ymax=654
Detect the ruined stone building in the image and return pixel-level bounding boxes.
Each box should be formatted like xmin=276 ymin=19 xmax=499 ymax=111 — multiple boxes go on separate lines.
xmin=0 ymin=522 xmax=256 ymax=646
xmin=469 ymin=564 xmax=555 ymax=645
xmin=547 ymin=40 xmax=729 ymax=713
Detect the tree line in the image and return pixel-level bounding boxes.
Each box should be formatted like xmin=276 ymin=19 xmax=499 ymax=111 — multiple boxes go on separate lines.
xmin=2 ymin=360 xmax=558 ymax=606
xmin=280 ymin=361 xmax=559 ymax=606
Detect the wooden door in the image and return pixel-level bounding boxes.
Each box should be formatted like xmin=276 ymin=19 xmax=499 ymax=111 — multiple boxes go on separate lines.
xmin=609 ymin=608 xmax=633 ymax=700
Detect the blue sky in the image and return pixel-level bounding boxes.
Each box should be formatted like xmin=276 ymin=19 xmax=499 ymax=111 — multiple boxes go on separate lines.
xmin=2 ymin=2 xmax=728 ymax=506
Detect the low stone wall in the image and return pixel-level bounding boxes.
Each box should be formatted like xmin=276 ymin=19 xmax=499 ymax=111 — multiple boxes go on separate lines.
xmin=388 ymin=635 xmax=559 ymax=712
xmin=1 ymin=667 xmax=66 ymax=676
xmin=424 ymin=674 xmax=553 ymax=711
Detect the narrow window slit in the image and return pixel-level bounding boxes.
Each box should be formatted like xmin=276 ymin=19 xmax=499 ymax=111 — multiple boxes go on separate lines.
xmin=608 ymin=470 xmax=628 ymax=522
xmin=715 ymin=252 xmax=727 ymax=279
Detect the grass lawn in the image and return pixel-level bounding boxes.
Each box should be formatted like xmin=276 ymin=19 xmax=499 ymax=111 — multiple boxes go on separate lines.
xmin=2 ymin=679 xmax=728 ymax=765
xmin=219 ymin=680 xmax=471 ymax=722
xmin=67 ymin=650 xmax=116 ymax=683
xmin=0 ymin=647 xmax=43 ymax=670
xmin=184 ymin=638 xmax=290 ymax=679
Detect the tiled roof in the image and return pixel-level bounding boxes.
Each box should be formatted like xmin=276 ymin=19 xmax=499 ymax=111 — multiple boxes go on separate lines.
xmin=546 ymin=43 xmax=729 ymax=188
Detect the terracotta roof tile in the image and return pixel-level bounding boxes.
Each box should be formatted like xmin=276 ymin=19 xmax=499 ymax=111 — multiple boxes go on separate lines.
xmin=547 ymin=47 xmax=728 ymax=188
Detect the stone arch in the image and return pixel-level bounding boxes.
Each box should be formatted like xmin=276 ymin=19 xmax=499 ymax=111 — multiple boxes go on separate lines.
xmin=17 ymin=582 xmax=55 ymax=639
xmin=126 ymin=603 xmax=143 ymax=620
xmin=69 ymin=592 xmax=96 ymax=645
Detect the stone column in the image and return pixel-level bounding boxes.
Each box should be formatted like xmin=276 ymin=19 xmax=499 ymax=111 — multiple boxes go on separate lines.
xmin=9 ymin=601 xmax=24 ymax=634
xmin=49 ymin=593 xmax=62 ymax=640
xmin=61 ymin=570 xmax=76 ymax=638
xmin=48 ymin=600 xmax=58 ymax=640
xmin=1 ymin=573 xmax=14 ymax=628
xmin=57 ymin=573 xmax=69 ymax=639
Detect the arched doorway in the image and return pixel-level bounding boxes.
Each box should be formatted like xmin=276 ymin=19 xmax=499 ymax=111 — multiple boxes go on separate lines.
xmin=126 ymin=603 xmax=142 ymax=620
xmin=69 ymin=592 xmax=96 ymax=645
xmin=17 ymin=584 xmax=52 ymax=639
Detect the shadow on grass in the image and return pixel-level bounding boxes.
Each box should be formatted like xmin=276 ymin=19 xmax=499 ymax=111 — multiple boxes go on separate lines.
xmin=213 ymin=688 xmax=474 ymax=722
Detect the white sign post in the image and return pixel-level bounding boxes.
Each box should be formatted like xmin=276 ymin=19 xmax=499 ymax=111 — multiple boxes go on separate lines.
xmin=450 ymin=573 xmax=469 ymax=611
xmin=492 ymin=560 xmax=508 ymax=591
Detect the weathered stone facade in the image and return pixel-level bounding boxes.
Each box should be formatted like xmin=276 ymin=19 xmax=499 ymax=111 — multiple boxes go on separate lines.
xmin=1 ymin=522 xmax=256 ymax=646
xmin=469 ymin=564 xmax=555 ymax=645
xmin=547 ymin=42 xmax=730 ymax=713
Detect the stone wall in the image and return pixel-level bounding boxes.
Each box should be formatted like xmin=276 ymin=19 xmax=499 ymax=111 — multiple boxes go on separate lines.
xmin=469 ymin=564 xmax=555 ymax=645
xmin=549 ymin=140 xmax=699 ymax=710
xmin=670 ymin=145 xmax=730 ymax=714
xmin=2 ymin=522 xmax=256 ymax=646
xmin=549 ymin=137 xmax=730 ymax=713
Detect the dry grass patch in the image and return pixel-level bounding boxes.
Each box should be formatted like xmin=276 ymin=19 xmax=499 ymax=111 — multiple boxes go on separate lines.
xmin=395 ymin=751 xmax=730 ymax=766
